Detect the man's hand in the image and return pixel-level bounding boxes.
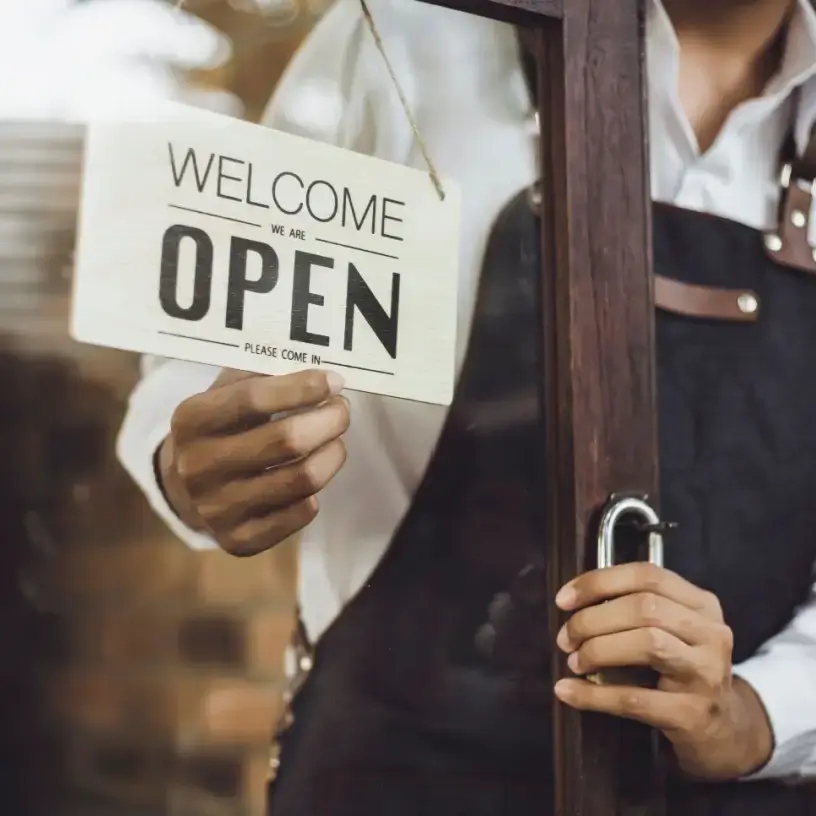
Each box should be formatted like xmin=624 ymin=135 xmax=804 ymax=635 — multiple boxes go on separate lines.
xmin=159 ymin=368 xmax=348 ymax=557
xmin=553 ymin=563 xmax=774 ymax=781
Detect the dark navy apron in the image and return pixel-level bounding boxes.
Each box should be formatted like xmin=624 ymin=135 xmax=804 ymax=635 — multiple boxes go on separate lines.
xmin=265 ymin=54 xmax=816 ymax=816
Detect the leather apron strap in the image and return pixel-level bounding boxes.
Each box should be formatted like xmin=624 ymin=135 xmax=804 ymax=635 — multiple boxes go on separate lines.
xmin=764 ymin=87 xmax=816 ymax=275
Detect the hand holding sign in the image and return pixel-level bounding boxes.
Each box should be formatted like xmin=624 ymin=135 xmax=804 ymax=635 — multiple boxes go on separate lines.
xmin=159 ymin=368 xmax=348 ymax=556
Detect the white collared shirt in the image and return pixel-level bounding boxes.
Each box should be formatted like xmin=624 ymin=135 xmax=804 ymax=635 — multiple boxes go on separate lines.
xmin=117 ymin=0 xmax=816 ymax=780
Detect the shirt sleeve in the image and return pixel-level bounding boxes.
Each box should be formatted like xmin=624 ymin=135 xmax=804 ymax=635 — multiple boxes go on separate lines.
xmin=732 ymin=579 xmax=816 ymax=781
xmin=116 ymin=0 xmax=376 ymax=551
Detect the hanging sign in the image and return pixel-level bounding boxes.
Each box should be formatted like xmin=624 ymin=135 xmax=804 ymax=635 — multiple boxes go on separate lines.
xmin=71 ymin=105 xmax=461 ymax=405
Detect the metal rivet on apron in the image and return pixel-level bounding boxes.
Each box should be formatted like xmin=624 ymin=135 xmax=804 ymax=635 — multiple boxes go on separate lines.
xmin=269 ymin=756 xmax=280 ymax=781
xmin=791 ymin=210 xmax=808 ymax=228
xmin=283 ymin=646 xmax=297 ymax=680
xmin=737 ymin=293 xmax=759 ymax=314
xmin=765 ymin=234 xmax=783 ymax=252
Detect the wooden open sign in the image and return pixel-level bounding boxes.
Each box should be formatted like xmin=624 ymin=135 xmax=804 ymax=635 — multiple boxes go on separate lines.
xmin=412 ymin=0 xmax=662 ymax=814
xmin=72 ymin=113 xmax=461 ymax=406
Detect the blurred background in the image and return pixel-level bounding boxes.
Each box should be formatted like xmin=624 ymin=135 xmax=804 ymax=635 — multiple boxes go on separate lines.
xmin=0 ymin=1 xmax=329 ymax=814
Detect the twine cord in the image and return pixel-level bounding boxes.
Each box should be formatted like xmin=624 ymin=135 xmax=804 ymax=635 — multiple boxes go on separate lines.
xmin=358 ymin=0 xmax=445 ymax=200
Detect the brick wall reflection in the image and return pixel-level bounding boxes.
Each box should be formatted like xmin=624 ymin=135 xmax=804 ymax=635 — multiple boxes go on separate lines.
xmin=0 ymin=345 xmax=299 ymax=816
xmin=0 ymin=4 xmax=320 ymax=813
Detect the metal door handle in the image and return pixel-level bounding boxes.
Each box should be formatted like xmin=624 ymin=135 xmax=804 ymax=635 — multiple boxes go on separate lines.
xmin=589 ymin=493 xmax=673 ymax=687
xmin=597 ymin=493 xmax=665 ymax=571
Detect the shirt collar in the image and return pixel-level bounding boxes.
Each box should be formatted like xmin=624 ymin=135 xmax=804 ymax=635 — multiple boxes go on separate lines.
xmin=648 ymin=0 xmax=816 ymax=154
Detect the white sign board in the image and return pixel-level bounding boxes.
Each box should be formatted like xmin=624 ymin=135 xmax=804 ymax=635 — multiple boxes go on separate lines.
xmin=71 ymin=107 xmax=461 ymax=405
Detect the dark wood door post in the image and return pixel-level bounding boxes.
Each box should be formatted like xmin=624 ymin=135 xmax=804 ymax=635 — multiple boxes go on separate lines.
xmin=535 ymin=4 xmax=664 ymax=816
xmin=421 ymin=0 xmax=661 ymax=813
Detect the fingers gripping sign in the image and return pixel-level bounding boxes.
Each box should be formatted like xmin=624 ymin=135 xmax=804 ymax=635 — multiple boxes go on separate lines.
xmin=161 ymin=368 xmax=349 ymax=557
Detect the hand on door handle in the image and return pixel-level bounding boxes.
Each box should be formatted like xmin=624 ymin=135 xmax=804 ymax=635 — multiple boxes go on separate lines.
xmin=551 ymin=562 xmax=773 ymax=781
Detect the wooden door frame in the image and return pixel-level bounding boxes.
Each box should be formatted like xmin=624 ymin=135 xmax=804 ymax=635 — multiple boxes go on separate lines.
xmin=415 ymin=1 xmax=662 ymax=814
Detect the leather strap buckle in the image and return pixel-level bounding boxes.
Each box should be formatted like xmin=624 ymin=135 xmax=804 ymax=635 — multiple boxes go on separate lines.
xmin=764 ymin=161 xmax=816 ymax=274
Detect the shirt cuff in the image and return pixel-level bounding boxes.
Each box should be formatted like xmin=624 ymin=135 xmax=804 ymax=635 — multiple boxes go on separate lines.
xmin=733 ymin=651 xmax=816 ymax=781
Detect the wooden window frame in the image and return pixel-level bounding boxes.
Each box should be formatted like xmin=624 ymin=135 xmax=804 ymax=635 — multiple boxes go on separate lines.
xmin=415 ymin=1 xmax=663 ymax=814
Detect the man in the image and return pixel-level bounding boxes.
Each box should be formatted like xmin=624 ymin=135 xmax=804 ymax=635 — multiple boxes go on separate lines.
xmin=118 ymin=0 xmax=816 ymax=813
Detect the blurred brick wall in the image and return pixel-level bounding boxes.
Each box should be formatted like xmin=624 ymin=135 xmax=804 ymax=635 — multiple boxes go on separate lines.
xmin=0 ymin=342 xmax=299 ymax=816
xmin=0 ymin=4 xmax=329 ymax=814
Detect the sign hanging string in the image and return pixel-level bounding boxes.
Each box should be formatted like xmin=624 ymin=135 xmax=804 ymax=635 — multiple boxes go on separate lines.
xmin=358 ymin=0 xmax=445 ymax=200
xmin=173 ymin=0 xmax=445 ymax=200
